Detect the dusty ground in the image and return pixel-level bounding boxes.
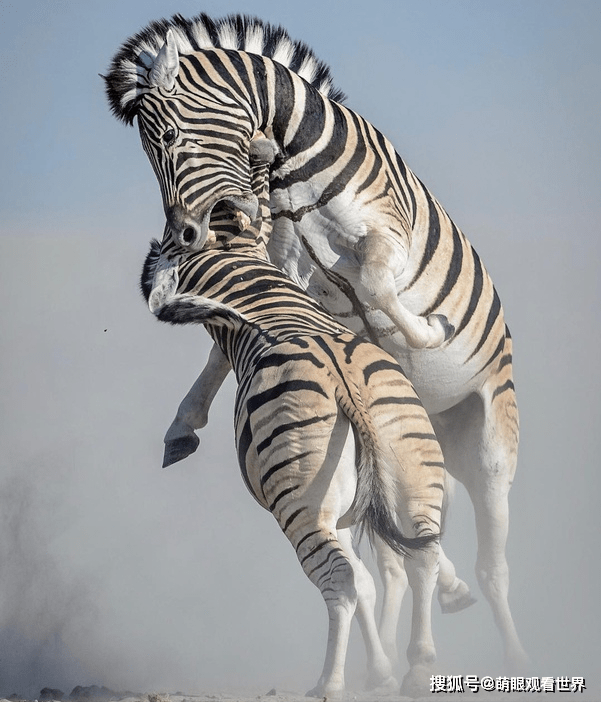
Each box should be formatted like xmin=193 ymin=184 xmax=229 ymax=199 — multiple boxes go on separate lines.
xmin=1 ymin=687 xmax=595 ymax=702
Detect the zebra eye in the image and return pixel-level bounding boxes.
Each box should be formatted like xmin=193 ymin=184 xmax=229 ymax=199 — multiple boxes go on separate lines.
xmin=162 ymin=128 xmax=176 ymax=146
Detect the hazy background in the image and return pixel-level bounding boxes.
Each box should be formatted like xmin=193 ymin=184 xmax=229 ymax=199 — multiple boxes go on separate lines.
xmin=1 ymin=0 xmax=600 ymax=698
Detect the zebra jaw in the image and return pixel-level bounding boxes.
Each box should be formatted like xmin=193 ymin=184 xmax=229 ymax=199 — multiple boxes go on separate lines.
xmin=233 ymin=209 xmax=252 ymax=231
xmin=174 ymin=193 xmax=259 ymax=250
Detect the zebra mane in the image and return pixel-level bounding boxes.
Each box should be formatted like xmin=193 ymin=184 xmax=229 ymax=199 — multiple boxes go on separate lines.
xmin=140 ymin=238 xmax=161 ymax=302
xmin=104 ymin=13 xmax=346 ymax=125
xmin=140 ymin=238 xmax=247 ymax=329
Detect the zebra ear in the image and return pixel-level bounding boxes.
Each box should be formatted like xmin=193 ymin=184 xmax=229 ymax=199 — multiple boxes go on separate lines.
xmin=149 ymin=29 xmax=179 ymax=90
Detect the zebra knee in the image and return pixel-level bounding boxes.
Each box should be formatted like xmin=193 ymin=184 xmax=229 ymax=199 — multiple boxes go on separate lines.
xmin=249 ymin=131 xmax=278 ymax=164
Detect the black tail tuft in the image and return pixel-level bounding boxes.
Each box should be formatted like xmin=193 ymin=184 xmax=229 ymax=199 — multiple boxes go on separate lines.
xmin=352 ymin=425 xmax=439 ymax=559
xmin=365 ymin=489 xmax=440 ymax=558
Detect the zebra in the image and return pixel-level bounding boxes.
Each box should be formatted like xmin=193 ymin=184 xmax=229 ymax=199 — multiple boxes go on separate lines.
xmin=104 ymin=12 xmax=527 ymax=680
xmin=141 ymin=153 xmax=445 ymax=697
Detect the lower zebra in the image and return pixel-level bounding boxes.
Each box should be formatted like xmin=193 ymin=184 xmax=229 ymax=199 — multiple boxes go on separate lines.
xmin=142 ymin=156 xmax=444 ymax=696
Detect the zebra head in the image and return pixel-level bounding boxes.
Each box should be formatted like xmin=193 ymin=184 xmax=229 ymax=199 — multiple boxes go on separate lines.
xmin=144 ymin=135 xmax=276 ymax=314
xmin=136 ymin=29 xmax=260 ymax=252
xmin=106 ymin=14 xmax=347 ymax=256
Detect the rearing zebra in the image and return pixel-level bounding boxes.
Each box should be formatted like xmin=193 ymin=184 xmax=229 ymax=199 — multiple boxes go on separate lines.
xmin=142 ymin=155 xmax=444 ymax=697
xmin=104 ymin=12 xmax=527 ymax=680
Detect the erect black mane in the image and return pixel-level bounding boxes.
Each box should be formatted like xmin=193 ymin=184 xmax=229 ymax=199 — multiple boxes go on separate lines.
xmin=104 ymin=13 xmax=346 ymax=125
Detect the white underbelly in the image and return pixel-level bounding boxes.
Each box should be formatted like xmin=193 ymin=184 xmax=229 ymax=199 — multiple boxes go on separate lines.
xmin=384 ymin=341 xmax=479 ymax=415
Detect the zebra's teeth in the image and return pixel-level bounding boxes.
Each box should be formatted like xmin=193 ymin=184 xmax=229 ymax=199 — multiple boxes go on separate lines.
xmin=234 ymin=210 xmax=251 ymax=231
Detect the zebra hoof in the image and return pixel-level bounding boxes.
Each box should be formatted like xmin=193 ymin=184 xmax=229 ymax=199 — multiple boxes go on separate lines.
xmin=366 ymin=674 xmax=399 ymax=693
xmin=400 ymin=664 xmax=432 ymax=698
xmin=428 ymin=313 xmax=455 ymax=342
xmin=163 ymin=434 xmax=200 ymax=467
xmin=439 ymin=591 xmax=478 ymax=614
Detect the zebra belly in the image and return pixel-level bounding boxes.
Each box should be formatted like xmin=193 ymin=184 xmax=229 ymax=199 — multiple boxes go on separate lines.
xmin=296 ymin=262 xmax=487 ymax=415
xmin=382 ymin=343 xmax=479 ymax=415
xmin=269 ymin=208 xmax=498 ymax=415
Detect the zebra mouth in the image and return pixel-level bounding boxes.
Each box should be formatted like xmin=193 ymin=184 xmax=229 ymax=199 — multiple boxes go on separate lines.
xmin=167 ymin=190 xmax=261 ymax=253
xmin=195 ymin=191 xmax=259 ymax=246
xmin=215 ymin=192 xmax=259 ymax=230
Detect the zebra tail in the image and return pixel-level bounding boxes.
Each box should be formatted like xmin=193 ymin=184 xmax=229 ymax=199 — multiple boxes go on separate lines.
xmin=154 ymin=294 xmax=245 ymax=330
xmin=339 ymin=389 xmax=439 ymax=558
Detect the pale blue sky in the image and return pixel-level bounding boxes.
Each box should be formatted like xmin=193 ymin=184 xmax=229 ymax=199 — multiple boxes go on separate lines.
xmin=1 ymin=1 xmax=600 ymax=698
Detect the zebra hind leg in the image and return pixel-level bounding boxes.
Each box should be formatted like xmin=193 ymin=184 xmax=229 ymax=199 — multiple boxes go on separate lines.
xmin=432 ymin=384 xmax=529 ymax=672
xmin=336 ymin=529 xmax=398 ymax=692
xmin=437 ymin=545 xmax=477 ymax=614
xmin=374 ymin=536 xmax=408 ymax=668
xmin=398 ymin=539 xmax=440 ymax=698
xmin=296 ymin=526 xmax=359 ymax=698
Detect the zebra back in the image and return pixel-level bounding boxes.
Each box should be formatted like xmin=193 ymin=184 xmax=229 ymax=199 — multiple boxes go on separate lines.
xmin=145 ymin=245 xmax=442 ymax=553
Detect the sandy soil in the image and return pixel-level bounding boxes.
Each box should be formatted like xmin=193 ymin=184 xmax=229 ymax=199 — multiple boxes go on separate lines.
xmin=1 ymin=688 xmax=595 ymax=702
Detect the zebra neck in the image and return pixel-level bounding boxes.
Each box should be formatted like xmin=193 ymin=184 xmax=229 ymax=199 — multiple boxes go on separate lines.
xmin=268 ymin=61 xmax=330 ymax=160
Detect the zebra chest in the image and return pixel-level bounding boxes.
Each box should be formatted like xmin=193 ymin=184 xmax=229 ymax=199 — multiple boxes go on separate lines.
xmin=270 ymin=188 xmax=373 ymax=285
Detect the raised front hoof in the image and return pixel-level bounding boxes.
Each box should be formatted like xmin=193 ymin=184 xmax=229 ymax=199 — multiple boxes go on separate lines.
xmin=438 ymin=581 xmax=477 ymax=614
xmin=400 ymin=664 xmax=432 ymax=698
xmin=163 ymin=434 xmax=200 ymax=467
xmin=427 ymin=313 xmax=455 ymax=345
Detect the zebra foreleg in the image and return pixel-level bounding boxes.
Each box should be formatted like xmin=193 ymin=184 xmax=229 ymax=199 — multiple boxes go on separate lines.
xmin=358 ymin=230 xmax=454 ymax=349
xmin=163 ymin=342 xmax=231 ymax=466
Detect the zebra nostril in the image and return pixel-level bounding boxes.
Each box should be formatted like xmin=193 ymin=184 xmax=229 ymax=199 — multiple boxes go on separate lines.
xmin=182 ymin=226 xmax=196 ymax=245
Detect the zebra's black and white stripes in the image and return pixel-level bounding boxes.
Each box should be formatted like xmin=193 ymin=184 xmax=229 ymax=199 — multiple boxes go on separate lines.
xmin=106 ymin=12 xmax=528 ymax=687
xmin=141 ymin=166 xmax=445 ymax=696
